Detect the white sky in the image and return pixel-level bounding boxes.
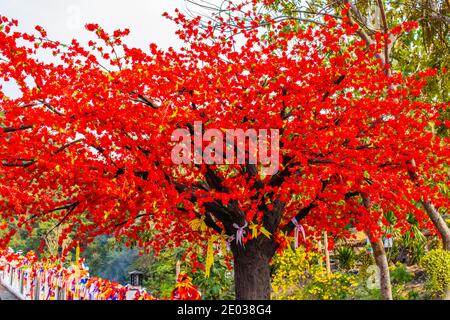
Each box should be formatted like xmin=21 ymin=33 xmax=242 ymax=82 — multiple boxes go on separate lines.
xmin=0 ymin=0 xmax=220 ymax=50
xmin=0 ymin=0 xmax=228 ymax=97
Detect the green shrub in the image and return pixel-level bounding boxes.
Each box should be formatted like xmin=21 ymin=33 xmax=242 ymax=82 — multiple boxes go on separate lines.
xmin=349 ymin=281 xmax=382 ymax=300
xmin=421 ymin=249 xmax=450 ymax=298
xmin=334 ymin=246 xmax=356 ymax=271
xmin=407 ymin=290 xmax=421 ymax=300
xmin=390 ymin=229 xmax=427 ymax=265
xmin=389 ymin=263 xmax=413 ymax=284
xmin=355 ymin=251 xmax=375 ymax=279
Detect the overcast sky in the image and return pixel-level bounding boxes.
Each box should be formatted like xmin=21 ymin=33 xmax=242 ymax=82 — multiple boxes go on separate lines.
xmin=0 ymin=0 xmax=216 ymax=50
xmin=1 ymin=0 xmax=228 ymax=97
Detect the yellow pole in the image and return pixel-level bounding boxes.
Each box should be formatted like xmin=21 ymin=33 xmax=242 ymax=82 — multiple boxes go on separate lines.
xmin=318 ymin=237 xmax=323 ymax=268
xmin=75 ymin=241 xmax=80 ymax=265
xmin=324 ymin=232 xmax=331 ymax=275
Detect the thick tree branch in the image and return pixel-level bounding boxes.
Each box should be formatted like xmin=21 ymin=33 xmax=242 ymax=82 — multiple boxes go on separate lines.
xmin=376 ymin=0 xmax=389 ymax=67
xmin=114 ymin=213 xmax=151 ymax=228
xmin=129 ymin=92 xmax=160 ymax=109
xmin=2 ymin=159 xmax=35 ymax=167
xmin=2 ymin=124 xmax=33 ymax=133
xmin=52 ymin=138 xmax=85 ymax=156
xmin=44 ymin=201 xmax=80 ymax=236
xmin=204 ymin=211 xmax=223 ymax=234
xmin=282 ymin=202 xmax=319 ymax=235
xmin=263 ymin=199 xmax=286 ymax=234
xmin=39 ymin=100 xmax=65 ymax=116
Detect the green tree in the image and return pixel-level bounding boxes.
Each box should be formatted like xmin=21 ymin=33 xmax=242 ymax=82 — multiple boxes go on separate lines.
xmin=261 ymin=0 xmax=449 ymax=102
xmin=131 ymin=246 xmax=234 ymax=299
xmin=83 ymin=236 xmax=137 ymax=284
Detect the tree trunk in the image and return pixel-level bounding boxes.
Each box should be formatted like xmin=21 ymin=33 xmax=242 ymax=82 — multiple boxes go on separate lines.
xmin=370 ymin=236 xmax=393 ymax=300
xmin=421 ymin=201 xmax=450 ymax=251
xmin=232 ymin=240 xmax=272 ymax=300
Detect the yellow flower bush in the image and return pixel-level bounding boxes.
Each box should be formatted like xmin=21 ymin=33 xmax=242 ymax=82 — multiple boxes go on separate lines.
xmin=304 ymin=268 xmax=357 ymax=300
xmin=271 ymin=248 xmax=314 ymax=299
xmin=271 ymin=248 xmax=356 ymax=300
xmin=421 ymin=249 xmax=450 ymax=298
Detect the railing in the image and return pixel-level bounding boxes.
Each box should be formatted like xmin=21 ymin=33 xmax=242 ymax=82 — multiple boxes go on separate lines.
xmin=0 ymin=264 xmax=26 ymax=300
xmin=0 ymin=249 xmax=155 ymax=300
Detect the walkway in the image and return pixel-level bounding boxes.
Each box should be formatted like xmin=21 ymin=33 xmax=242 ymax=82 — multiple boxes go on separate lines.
xmin=0 ymin=283 xmax=19 ymax=300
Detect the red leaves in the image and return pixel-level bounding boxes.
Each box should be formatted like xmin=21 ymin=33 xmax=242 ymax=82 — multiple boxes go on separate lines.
xmin=171 ymin=272 xmax=201 ymax=300
xmin=34 ymin=25 xmax=47 ymax=37
xmin=85 ymin=23 xmax=98 ymax=32
xmin=0 ymin=1 xmax=448 ymax=269
xmin=323 ymin=15 xmax=337 ymax=29
xmin=391 ymin=21 xmax=420 ymax=35
xmin=113 ymin=28 xmax=130 ymax=38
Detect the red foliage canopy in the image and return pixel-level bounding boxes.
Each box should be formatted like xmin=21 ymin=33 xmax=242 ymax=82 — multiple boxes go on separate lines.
xmin=0 ymin=2 xmax=448 ymax=262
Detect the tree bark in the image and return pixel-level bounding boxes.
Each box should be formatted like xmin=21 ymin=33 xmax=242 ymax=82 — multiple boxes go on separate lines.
xmin=232 ymin=239 xmax=272 ymax=300
xmin=370 ymin=236 xmax=393 ymax=300
xmin=421 ymin=201 xmax=450 ymax=251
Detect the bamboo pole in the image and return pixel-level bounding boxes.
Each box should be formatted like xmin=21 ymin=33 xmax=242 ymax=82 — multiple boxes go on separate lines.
xmin=324 ymin=232 xmax=331 ymax=275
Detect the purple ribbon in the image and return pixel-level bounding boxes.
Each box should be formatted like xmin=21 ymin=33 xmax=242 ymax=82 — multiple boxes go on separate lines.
xmin=233 ymin=221 xmax=248 ymax=246
xmin=291 ymin=217 xmax=306 ymax=248
xmin=226 ymin=235 xmax=235 ymax=251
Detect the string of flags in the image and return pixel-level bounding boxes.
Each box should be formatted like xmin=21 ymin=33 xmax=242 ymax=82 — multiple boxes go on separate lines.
xmin=0 ymin=248 xmax=200 ymax=300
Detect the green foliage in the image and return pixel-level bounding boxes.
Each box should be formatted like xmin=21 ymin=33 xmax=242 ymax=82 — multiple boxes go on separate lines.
xmin=349 ymin=259 xmax=383 ymax=300
xmin=8 ymin=221 xmax=75 ymax=263
xmin=390 ymin=228 xmax=427 ymax=265
xmin=132 ymin=248 xmax=180 ymax=298
xmin=349 ymin=266 xmax=415 ymax=300
xmin=351 ymin=255 xmax=429 ymax=300
xmin=84 ymin=236 xmax=136 ymax=284
xmin=352 ymin=254 xmax=426 ymax=300
xmin=355 ymin=250 xmax=375 ymax=279
xmin=350 ymin=285 xmax=382 ymax=300
xmin=389 ymin=263 xmax=414 ymax=284
xmin=191 ymin=255 xmax=234 ymax=300
xmin=132 ymin=246 xmax=234 ymax=299
xmin=334 ymin=246 xmax=357 ymax=271
xmin=407 ymin=290 xmax=421 ymax=300
xmin=391 ymin=284 xmax=411 ymax=300
xmin=264 ymin=0 xmax=450 ymax=124
xmin=421 ymin=249 xmax=450 ymax=298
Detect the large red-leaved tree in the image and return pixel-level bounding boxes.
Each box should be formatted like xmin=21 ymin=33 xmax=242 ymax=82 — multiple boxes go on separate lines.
xmin=0 ymin=1 xmax=449 ymax=299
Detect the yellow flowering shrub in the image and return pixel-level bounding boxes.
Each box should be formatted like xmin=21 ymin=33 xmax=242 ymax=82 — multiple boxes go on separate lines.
xmin=271 ymin=248 xmax=314 ymax=299
xmin=271 ymin=248 xmax=357 ymax=300
xmin=304 ymin=268 xmax=357 ymax=300
xmin=421 ymin=249 xmax=450 ymax=298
